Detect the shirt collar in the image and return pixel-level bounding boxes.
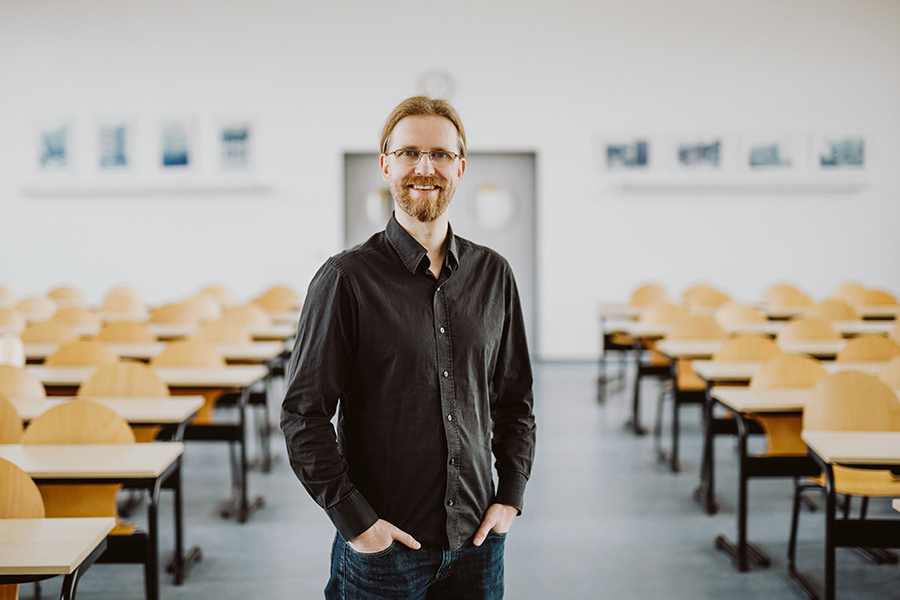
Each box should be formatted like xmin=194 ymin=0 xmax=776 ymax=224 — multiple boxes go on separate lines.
xmin=386 ymin=213 xmax=459 ymax=275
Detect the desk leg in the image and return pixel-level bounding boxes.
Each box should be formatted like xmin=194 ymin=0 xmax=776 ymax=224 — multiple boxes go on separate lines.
xmin=166 ymin=457 xmax=202 ymax=585
xmin=220 ymin=386 xmax=265 ymax=523
xmin=146 ymin=478 xmax=162 ymax=600
xmin=823 ymin=463 xmax=837 ymax=600
xmin=627 ymin=340 xmax=647 ymax=436
xmin=694 ymin=384 xmax=718 ymax=514
xmin=60 ymin=539 xmax=108 ymax=600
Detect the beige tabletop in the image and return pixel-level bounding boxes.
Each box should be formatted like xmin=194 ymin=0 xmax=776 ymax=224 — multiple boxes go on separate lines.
xmin=10 ymin=396 xmax=204 ymax=424
xmin=622 ymin=320 xmax=893 ymax=340
xmin=28 ymin=365 xmax=268 ymax=389
xmin=597 ymin=303 xmax=641 ymax=320
xmin=893 ymin=499 xmax=899 ymax=513
xmin=25 ymin=341 xmax=285 ymax=363
xmin=0 ymin=442 xmax=184 ymax=479
xmin=655 ymin=339 xmax=849 ymax=360
xmin=711 ymin=387 xmax=811 ymax=413
xmin=801 ymin=431 xmax=900 ymax=465
xmin=692 ymin=360 xmax=887 ymax=383
xmin=763 ymin=305 xmax=899 ymax=320
xmin=147 ymin=323 xmax=296 ymax=341
xmin=0 ymin=517 xmax=116 ymax=576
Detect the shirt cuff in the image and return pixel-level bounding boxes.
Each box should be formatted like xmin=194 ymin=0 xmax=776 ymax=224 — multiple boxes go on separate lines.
xmin=494 ymin=470 xmax=528 ymax=514
xmin=325 ymin=488 xmax=379 ymax=541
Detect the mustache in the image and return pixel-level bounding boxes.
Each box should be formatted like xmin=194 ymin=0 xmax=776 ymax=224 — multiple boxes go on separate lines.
xmin=401 ymin=175 xmax=447 ymax=189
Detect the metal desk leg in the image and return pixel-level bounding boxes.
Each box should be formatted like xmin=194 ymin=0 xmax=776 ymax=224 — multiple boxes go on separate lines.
xmin=59 ymin=538 xmax=108 ymax=600
xmin=220 ymin=386 xmax=265 ymax=522
xmin=694 ymin=384 xmax=718 ymax=514
xmin=166 ymin=457 xmax=202 ymax=584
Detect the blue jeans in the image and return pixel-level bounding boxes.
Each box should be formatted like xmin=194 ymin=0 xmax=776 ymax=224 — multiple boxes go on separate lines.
xmin=325 ymin=531 xmax=505 ymax=600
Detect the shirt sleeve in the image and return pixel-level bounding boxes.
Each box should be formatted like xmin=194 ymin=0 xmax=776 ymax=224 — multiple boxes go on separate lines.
xmin=490 ymin=264 xmax=537 ymax=513
xmin=280 ymin=259 xmax=379 ymax=540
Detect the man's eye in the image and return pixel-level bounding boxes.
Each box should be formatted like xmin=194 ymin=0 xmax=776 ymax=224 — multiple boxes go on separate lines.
xmin=431 ymin=151 xmax=450 ymax=160
xmin=400 ymin=150 xmax=420 ymax=158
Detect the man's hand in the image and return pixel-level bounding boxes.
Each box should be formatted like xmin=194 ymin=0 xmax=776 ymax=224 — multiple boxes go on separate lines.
xmin=472 ymin=503 xmax=518 ymax=547
xmin=347 ymin=519 xmax=421 ymax=553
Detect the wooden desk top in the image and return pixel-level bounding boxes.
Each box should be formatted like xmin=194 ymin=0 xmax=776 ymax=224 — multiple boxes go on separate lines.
xmin=655 ymin=339 xmax=848 ymax=360
xmin=25 ymin=341 xmax=285 ymax=363
xmin=622 ymin=320 xmax=893 ymax=340
xmin=0 ymin=517 xmax=115 ymax=576
xmin=28 ymin=364 xmax=268 ymax=389
xmin=597 ymin=303 xmax=641 ymax=320
xmin=0 ymin=443 xmax=184 ymax=479
xmin=692 ymin=360 xmax=886 ymax=383
xmin=10 ymin=396 xmax=204 ymax=424
xmin=711 ymin=387 xmax=811 ymax=413
xmin=147 ymin=323 xmax=296 ymax=341
xmin=893 ymin=499 xmax=899 ymax=513
xmin=801 ymin=431 xmax=900 ymax=466
xmin=763 ymin=305 xmax=899 ymax=320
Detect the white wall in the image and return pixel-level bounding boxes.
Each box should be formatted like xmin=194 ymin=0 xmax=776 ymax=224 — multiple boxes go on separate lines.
xmin=1 ymin=0 xmax=898 ymax=360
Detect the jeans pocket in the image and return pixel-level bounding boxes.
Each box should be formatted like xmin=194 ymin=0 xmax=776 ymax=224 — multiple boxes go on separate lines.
xmin=346 ymin=540 xmax=397 ymax=559
xmin=487 ymin=529 xmax=507 ymax=539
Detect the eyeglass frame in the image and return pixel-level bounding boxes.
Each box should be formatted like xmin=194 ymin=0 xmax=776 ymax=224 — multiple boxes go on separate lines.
xmin=384 ymin=148 xmax=461 ymax=166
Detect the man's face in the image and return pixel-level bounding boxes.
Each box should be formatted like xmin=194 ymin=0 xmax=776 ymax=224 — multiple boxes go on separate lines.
xmin=380 ymin=115 xmax=466 ymax=223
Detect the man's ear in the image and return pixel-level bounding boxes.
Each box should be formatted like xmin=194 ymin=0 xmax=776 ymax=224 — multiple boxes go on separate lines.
xmin=380 ymin=154 xmax=390 ymax=182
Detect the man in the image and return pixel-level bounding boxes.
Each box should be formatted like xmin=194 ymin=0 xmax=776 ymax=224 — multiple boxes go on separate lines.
xmin=281 ymin=96 xmax=536 ymax=599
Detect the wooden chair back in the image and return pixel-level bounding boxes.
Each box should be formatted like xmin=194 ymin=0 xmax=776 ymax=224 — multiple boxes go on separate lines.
xmin=667 ymin=315 xmax=727 ymax=341
xmin=0 ymin=396 xmax=23 ymax=443
xmin=20 ymin=320 xmax=78 ymax=344
xmin=77 ymin=361 xmax=170 ymax=398
xmin=222 ymin=304 xmax=272 ymax=328
xmin=762 ymin=283 xmax=813 ymax=308
xmin=879 ymin=355 xmax=900 ymax=388
xmin=15 ymin=296 xmax=58 ymax=321
xmin=0 ymin=333 xmax=25 ymax=367
xmin=776 ymin=317 xmax=841 ymax=342
xmin=638 ymin=303 xmax=688 ymax=324
xmin=803 ymin=371 xmax=900 ymax=432
xmin=198 ymin=284 xmax=237 ymax=307
xmin=681 ymin=284 xmax=731 ymax=310
xmin=47 ymin=285 xmax=86 ymax=308
xmin=191 ymin=319 xmax=252 ymax=343
xmin=715 ymin=303 xmax=766 ymax=327
xmin=750 ymin=354 xmax=828 ymax=389
xmin=854 ymin=289 xmax=899 ymax=306
xmin=95 ymin=320 xmax=157 ymax=343
xmin=0 ymin=286 xmax=17 ymax=307
xmin=712 ymin=335 xmax=782 ymax=361
xmin=629 ymin=284 xmax=670 ymax=308
xmin=0 ymin=309 xmax=26 ymax=332
xmin=803 ymin=299 xmax=859 ymax=321
xmin=45 ymin=340 xmax=119 ymax=367
xmin=149 ymin=340 xmax=226 ymax=368
xmin=0 ymin=457 xmax=44 ymax=518
xmin=148 ymin=302 xmax=202 ymax=325
xmin=0 ymin=365 xmax=46 ymax=399
xmin=22 ymin=400 xmax=135 ymax=534
xmin=181 ymin=294 xmax=223 ymax=322
xmin=830 ymin=281 xmax=868 ymax=304
xmin=251 ymin=285 xmax=301 ymax=312
xmin=835 ymin=335 xmax=900 ymax=362
xmin=100 ymin=285 xmax=146 ymax=314
xmin=49 ymin=306 xmax=101 ymax=328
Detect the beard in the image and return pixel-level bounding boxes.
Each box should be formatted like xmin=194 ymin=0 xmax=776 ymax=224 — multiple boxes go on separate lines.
xmin=391 ymin=175 xmax=455 ymax=223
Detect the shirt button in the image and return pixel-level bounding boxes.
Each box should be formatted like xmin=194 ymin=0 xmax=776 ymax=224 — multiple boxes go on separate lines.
xmin=447 ymin=499 xmax=454 ymax=506
xmin=447 ymin=414 xmax=453 ymax=421
xmin=449 ymin=457 xmax=457 ymax=466
xmin=437 ymin=287 xmax=441 ymax=292
xmin=443 ymin=370 xmax=449 ymax=378
xmin=439 ymin=327 xmax=445 ymax=334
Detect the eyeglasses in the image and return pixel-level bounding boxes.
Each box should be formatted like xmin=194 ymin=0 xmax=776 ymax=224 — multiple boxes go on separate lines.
xmin=385 ymin=148 xmax=460 ymax=167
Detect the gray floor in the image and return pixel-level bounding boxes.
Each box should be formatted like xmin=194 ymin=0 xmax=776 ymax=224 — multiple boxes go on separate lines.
xmin=25 ymin=362 xmax=900 ymax=599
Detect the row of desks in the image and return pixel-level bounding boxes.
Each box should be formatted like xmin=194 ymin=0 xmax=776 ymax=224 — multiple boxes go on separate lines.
xmin=0 ymin=322 xmax=297 ymax=340
xmin=598 ymin=302 xmax=900 ymax=321
xmin=24 ymin=340 xmax=288 ymax=363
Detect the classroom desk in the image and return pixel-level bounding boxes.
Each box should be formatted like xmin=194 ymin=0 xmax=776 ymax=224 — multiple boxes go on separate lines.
xmin=795 ymin=431 xmax=900 ymax=600
xmin=763 ymin=305 xmax=900 ymax=320
xmin=0 ymin=517 xmax=115 ymax=600
xmin=147 ymin=323 xmax=296 ymax=341
xmin=0 ymin=443 xmax=186 ymax=600
xmin=691 ymin=361 xmax=887 ymax=515
xmin=894 ymin=499 xmax=900 ymax=514
xmin=655 ymin=339 xmax=849 ymax=361
xmin=25 ymin=341 xmax=285 ymax=364
xmin=709 ymin=388 xmax=821 ymax=572
xmin=28 ymin=365 xmax=269 ymax=523
xmin=620 ymin=320 xmax=893 ymax=340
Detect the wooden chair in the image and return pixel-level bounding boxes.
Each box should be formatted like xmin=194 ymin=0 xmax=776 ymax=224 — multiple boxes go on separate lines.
xmin=776 ymin=317 xmax=841 ymax=342
xmin=0 ymin=285 xmax=18 ymax=308
xmin=682 ymin=284 xmax=731 ymax=311
xmin=712 ymin=335 xmax=782 ymax=362
xmin=77 ymin=362 xmax=169 ymax=442
xmin=854 ymin=289 xmax=899 ymax=307
xmin=655 ymin=315 xmax=726 ymax=471
xmin=47 ymin=285 xmax=86 ymax=308
xmin=148 ymin=303 xmax=202 ymax=325
xmin=0 ymin=457 xmax=45 ymax=600
xmin=762 ymin=283 xmax=814 ymax=308
xmin=888 ymin=320 xmax=900 ymax=346
xmin=250 ymin=285 xmax=302 ymax=312
xmin=15 ymin=296 xmax=58 ymax=322
xmin=221 ymin=304 xmax=272 ymax=329
xmin=630 ymin=283 xmax=670 ymax=308
xmin=0 ymin=309 xmax=26 ymax=333
xmin=0 ymin=365 xmax=46 ymax=399
xmin=715 ymin=303 xmax=766 ymax=328
xmin=95 ymin=320 xmax=157 ymax=343
xmin=788 ymin=371 xmax=900 ymax=579
xmin=180 ymin=294 xmax=223 ymax=322
xmin=49 ymin=306 xmax=101 ymax=329
xmin=802 ymin=299 xmax=859 ymax=321
xmin=191 ymin=319 xmax=252 ymax=344
xmin=19 ymin=320 xmax=78 ymax=344
xmin=149 ymin=340 xmax=226 ymax=423
xmin=100 ymin=285 xmax=147 ymax=319
xmin=830 ymin=281 xmax=869 ymax=304
xmin=0 ymin=396 xmax=23 ymax=443
xmin=0 ymin=333 xmax=25 ymax=368
xmin=878 ymin=355 xmax=900 ymax=388
xmin=835 ymin=335 xmax=900 ymax=362
xmin=198 ymin=284 xmax=236 ymax=307
xmin=22 ymin=400 xmax=136 ymax=535
xmin=45 ymin=340 xmax=119 ymax=367
xmin=749 ymin=355 xmax=828 ymax=456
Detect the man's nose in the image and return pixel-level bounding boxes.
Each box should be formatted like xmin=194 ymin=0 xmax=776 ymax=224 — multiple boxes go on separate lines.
xmin=415 ymin=154 xmax=436 ymax=175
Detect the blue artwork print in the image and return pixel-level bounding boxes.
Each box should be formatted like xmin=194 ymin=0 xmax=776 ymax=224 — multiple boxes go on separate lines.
xmin=749 ymin=144 xmax=791 ymax=169
xmin=819 ymin=138 xmax=864 ymax=168
xmin=606 ymin=141 xmax=648 ymax=169
xmin=222 ymin=126 xmax=250 ymax=169
xmin=161 ymin=122 xmax=190 ymax=167
xmin=99 ymin=125 xmax=128 ymax=168
xmin=40 ymin=126 xmax=68 ymax=168
xmin=678 ymin=141 xmax=720 ymax=167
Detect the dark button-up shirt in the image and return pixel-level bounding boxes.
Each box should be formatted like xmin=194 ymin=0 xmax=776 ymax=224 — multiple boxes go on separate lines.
xmin=281 ymin=215 xmax=536 ymax=550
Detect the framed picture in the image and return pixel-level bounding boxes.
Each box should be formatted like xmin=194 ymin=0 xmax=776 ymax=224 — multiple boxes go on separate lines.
xmin=95 ymin=118 xmax=137 ymax=173
xmin=157 ymin=117 xmax=198 ymax=172
xmin=218 ymin=120 xmax=254 ymax=172
xmin=672 ymin=136 xmax=730 ymax=172
xmin=36 ymin=119 xmax=75 ymax=174
xmin=739 ymin=133 xmax=802 ymax=172
xmin=601 ymin=137 xmax=651 ymax=171
xmin=814 ymin=134 xmax=865 ymax=171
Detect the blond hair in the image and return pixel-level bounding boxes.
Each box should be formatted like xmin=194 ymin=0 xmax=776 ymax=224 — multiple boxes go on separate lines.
xmin=379 ymin=96 xmax=467 ymax=158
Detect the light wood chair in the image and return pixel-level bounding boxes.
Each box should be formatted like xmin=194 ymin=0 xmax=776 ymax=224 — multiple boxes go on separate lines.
xmin=148 ymin=303 xmax=202 ymax=325
xmin=20 ymin=320 xmax=79 ymax=344
xmin=776 ymin=317 xmax=841 ymax=342
xmin=682 ymin=284 xmax=731 ymax=311
xmin=788 ymin=371 xmax=900 ymax=577
xmin=15 ymin=296 xmax=58 ymax=322
xmin=887 ymin=320 xmax=900 ymax=346
xmin=45 ymin=340 xmax=119 ymax=367
xmin=95 ymin=320 xmax=157 ymax=343
xmin=198 ymin=284 xmax=237 ymax=307
xmin=655 ymin=315 xmax=726 ymax=471
xmin=802 ymin=299 xmax=859 ymax=321
xmin=0 ymin=333 xmax=25 ymax=367
xmin=878 ymin=355 xmax=900 ymax=388
xmin=749 ymin=355 xmax=828 ymax=456
xmin=77 ymin=362 xmax=169 ymax=442
xmin=22 ymin=400 xmax=136 ymax=535
xmin=180 ymin=294 xmax=223 ymax=322
xmin=191 ymin=319 xmax=252 ymax=344
xmin=0 ymin=396 xmax=23 ymax=443
xmin=854 ymin=289 xmax=899 ymax=307
xmin=762 ymin=283 xmax=814 ymax=308
xmin=221 ymin=304 xmax=272 ymax=329
xmin=49 ymin=307 xmax=101 ymax=329
xmin=0 ymin=286 xmax=18 ymax=308
xmin=0 ymin=456 xmax=45 ymax=600
xmin=250 ymin=285 xmax=302 ymax=312
xmin=630 ymin=283 xmax=671 ymax=308
xmin=0 ymin=365 xmax=46 ymax=399
xmin=715 ymin=303 xmax=767 ymax=328
xmin=712 ymin=335 xmax=782 ymax=362
xmin=149 ymin=340 xmax=226 ymax=423
xmin=830 ymin=281 xmax=869 ymax=304
xmin=0 ymin=309 xmax=26 ymax=333
xmin=835 ymin=335 xmax=900 ymax=362
xmin=47 ymin=285 xmax=86 ymax=308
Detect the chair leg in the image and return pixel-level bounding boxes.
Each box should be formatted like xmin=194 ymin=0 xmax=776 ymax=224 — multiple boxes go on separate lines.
xmin=788 ymin=481 xmax=822 ymax=599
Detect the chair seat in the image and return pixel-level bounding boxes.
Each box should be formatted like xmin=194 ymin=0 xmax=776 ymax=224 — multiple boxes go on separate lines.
xmin=811 ymin=465 xmax=900 ymax=498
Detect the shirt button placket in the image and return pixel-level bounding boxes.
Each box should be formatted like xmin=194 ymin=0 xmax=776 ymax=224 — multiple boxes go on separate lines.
xmin=434 ymin=281 xmax=459 ymax=545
